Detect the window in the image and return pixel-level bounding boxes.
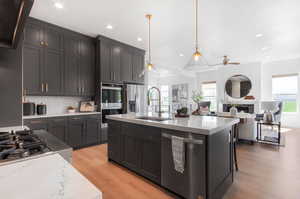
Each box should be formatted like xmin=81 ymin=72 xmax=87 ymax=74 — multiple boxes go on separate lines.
xmin=148 ymin=85 xmax=170 ymax=113
xmin=201 ymin=81 xmax=217 ymax=111
xmin=161 ymin=85 xmax=170 ymax=112
xmin=272 ymin=74 xmax=298 ymax=113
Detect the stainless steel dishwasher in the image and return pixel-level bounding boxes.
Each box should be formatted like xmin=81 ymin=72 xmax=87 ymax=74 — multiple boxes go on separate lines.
xmin=161 ymin=129 xmax=206 ymax=199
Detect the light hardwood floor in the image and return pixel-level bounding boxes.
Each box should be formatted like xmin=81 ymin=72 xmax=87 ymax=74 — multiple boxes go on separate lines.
xmin=73 ymin=129 xmax=300 ymax=199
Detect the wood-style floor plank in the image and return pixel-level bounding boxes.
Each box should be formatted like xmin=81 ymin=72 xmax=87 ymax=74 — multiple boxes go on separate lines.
xmin=73 ymin=129 xmax=300 ymax=199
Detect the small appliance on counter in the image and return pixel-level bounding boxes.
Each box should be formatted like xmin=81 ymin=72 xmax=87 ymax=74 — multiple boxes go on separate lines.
xmin=37 ymin=103 xmax=47 ymax=115
xmin=23 ymin=102 xmax=35 ymax=116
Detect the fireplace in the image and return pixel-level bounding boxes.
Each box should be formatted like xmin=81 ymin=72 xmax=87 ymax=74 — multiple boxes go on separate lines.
xmin=223 ymin=104 xmax=255 ymax=114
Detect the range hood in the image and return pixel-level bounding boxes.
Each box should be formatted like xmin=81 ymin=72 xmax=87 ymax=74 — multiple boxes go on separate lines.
xmin=0 ymin=0 xmax=34 ymax=49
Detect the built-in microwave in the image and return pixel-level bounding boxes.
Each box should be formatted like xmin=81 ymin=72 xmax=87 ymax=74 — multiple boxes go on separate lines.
xmin=101 ymin=85 xmax=123 ymax=110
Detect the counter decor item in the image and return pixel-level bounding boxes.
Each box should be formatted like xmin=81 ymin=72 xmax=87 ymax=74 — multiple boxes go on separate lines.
xmin=230 ymin=105 xmax=238 ymax=116
xmin=23 ymin=102 xmax=35 ymax=116
xmin=175 ymin=107 xmax=189 ymax=118
xmin=36 ymin=103 xmax=47 ymax=115
xmin=67 ymin=106 xmax=76 ymax=113
xmin=263 ymin=110 xmax=274 ymax=123
xmin=191 ymin=91 xmax=204 ymax=115
xmin=244 ymin=95 xmax=255 ymax=100
xmin=79 ymin=101 xmax=95 ymax=112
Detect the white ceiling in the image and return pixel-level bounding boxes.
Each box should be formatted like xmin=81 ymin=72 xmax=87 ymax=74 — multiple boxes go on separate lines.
xmin=30 ymin=0 xmax=300 ymax=77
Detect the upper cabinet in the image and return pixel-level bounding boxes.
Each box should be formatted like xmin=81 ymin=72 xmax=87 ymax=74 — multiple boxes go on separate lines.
xmin=64 ymin=31 xmax=95 ymax=96
xmin=97 ymin=36 xmax=145 ymax=85
xmin=23 ymin=18 xmax=63 ymax=96
xmin=23 ymin=18 xmax=95 ymax=97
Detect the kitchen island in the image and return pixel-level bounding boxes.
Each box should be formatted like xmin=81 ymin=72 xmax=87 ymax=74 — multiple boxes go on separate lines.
xmin=106 ymin=114 xmax=239 ymax=199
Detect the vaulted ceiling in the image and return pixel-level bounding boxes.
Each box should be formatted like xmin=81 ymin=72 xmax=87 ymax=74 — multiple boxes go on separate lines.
xmin=30 ymin=0 xmax=300 ymax=77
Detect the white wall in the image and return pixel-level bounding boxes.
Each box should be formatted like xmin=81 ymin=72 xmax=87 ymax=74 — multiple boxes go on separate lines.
xmin=148 ymin=58 xmax=300 ymax=128
xmin=196 ymin=62 xmax=262 ymax=112
xmin=261 ymin=58 xmax=300 ymax=128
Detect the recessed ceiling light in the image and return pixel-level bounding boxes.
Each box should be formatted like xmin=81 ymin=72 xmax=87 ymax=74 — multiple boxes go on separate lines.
xmin=54 ymin=2 xmax=64 ymax=9
xmin=179 ymin=53 xmax=184 ymax=57
xmin=137 ymin=37 xmax=143 ymax=42
xmin=106 ymin=24 xmax=113 ymax=30
xmin=256 ymin=33 xmax=263 ymax=38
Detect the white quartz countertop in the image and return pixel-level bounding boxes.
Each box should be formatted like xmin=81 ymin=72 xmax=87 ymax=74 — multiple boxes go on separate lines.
xmin=0 ymin=153 xmax=102 ymax=199
xmin=23 ymin=112 xmax=101 ymax=119
xmin=106 ymin=113 xmax=239 ymax=135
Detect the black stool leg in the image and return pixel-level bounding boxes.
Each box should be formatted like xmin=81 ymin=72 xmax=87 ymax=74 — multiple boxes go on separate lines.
xmin=234 ymin=124 xmax=239 ymax=171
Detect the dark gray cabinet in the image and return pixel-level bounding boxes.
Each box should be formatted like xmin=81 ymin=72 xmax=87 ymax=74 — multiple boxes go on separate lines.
xmin=107 ymin=121 xmax=161 ymax=183
xmin=121 ymin=47 xmax=133 ymax=82
xmin=63 ymin=31 xmax=95 ymax=96
xmin=107 ymin=120 xmax=122 ymax=163
xmin=79 ymin=37 xmax=95 ymax=96
xmin=48 ymin=117 xmax=67 ymax=142
xmin=132 ymin=49 xmax=145 ymax=84
xmin=23 ymin=17 xmax=95 ymax=97
xmin=23 ymin=114 xmax=102 ymax=149
xmin=67 ymin=117 xmax=85 ymax=149
xmin=24 ymin=119 xmax=49 ymax=131
xmin=85 ymin=117 xmax=101 ymax=146
xmin=23 ymin=18 xmax=63 ymax=96
xmin=97 ymin=36 xmax=145 ymax=84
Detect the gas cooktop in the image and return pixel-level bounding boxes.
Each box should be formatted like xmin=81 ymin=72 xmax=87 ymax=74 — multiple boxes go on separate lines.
xmin=0 ymin=130 xmax=50 ymax=163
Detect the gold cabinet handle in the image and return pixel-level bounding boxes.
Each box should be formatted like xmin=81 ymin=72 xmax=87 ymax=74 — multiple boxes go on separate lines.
xmin=45 ymin=42 xmax=49 ymax=47
xmin=41 ymin=83 xmax=44 ymax=92
xmin=45 ymin=83 xmax=49 ymax=92
xmin=40 ymin=41 xmax=44 ymax=46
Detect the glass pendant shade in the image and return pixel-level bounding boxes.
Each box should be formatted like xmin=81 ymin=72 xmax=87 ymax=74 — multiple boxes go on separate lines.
xmin=184 ymin=50 xmax=216 ymax=71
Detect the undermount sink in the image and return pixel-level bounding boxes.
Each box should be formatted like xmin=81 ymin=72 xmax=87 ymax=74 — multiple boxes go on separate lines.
xmin=135 ymin=116 xmax=172 ymax=122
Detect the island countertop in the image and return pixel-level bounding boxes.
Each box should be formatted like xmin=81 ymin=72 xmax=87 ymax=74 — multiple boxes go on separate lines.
xmin=106 ymin=113 xmax=239 ymax=135
xmin=0 ymin=153 xmax=102 ymax=199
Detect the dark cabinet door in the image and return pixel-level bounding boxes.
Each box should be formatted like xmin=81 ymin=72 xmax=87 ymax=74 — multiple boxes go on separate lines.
xmin=122 ymin=133 xmax=140 ymax=171
xmin=24 ymin=119 xmax=49 ymax=131
xmin=48 ymin=118 xmax=67 ymax=142
xmin=80 ymin=38 xmax=95 ymax=96
xmin=139 ymin=126 xmax=161 ymax=183
xmin=107 ymin=120 xmax=122 ymax=163
xmin=121 ymin=46 xmax=133 ymax=82
xmin=99 ymin=39 xmax=112 ymax=83
xmin=43 ymin=49 xmax=63 ymax=95
xmin=85 ymin=118 xmax=100 ymax=146
xmin=44 ymin=24 xmax=63 ymax=52
xmin=23 ymin=45 xmax=43 ymax=95
xmin=67 ymin=117 xmax=85 ymax=149
xmin=132 ymin=50 xmax=145 ymax=84
xmin=23 ymin=19 xmax=43 ymax=47
xmin=64 ymin=32 xmax=80 ymax=96
xmin=111 ymin=44 xmax=121 ymax=83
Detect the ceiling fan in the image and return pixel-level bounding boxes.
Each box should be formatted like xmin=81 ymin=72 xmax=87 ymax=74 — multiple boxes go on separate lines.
xmin=209 ymin=56 xmax=240 ymax=66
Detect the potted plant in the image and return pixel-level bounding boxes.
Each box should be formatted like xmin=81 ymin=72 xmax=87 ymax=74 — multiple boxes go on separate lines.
xmin=192 ymin=91 xmax=204 ymax=115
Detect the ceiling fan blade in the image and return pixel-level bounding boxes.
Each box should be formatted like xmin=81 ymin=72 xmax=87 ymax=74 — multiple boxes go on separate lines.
xmin=208 ymin=63 xmax=222 ymax=66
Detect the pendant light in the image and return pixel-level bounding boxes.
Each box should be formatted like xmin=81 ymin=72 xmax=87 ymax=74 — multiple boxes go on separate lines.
xmin=146 ymin=14 xmax=154 ymax=71
xmin=184 ymin=0 xmax=213 ymax=71
xmin=139 ymin=14 xmax=155 ymax=77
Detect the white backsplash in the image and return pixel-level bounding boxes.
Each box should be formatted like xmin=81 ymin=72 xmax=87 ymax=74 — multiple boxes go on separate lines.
xmin=26 ymin=96 xmax=91 ymax=114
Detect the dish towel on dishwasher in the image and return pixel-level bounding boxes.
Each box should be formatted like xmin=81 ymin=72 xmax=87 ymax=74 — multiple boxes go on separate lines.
xmin=171 ymin=136 xmax=185 ymax=173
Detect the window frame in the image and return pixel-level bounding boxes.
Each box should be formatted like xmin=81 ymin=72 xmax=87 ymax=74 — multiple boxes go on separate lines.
xmin=271 ymin=73 xmax=299 ymax=114
xmin=201 ymin=81 xmax=217 ymax=112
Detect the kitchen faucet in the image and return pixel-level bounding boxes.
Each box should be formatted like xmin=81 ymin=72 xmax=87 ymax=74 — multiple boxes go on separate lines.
xmin=147 ymin=87 xmax=162 ymax=117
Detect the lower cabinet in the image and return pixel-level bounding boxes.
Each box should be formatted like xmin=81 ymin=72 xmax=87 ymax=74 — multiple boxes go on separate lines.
xmin=24 ymin=114 xmax=102 ymax=149
xmin=48 ymin=117 xmax=67 ymax=142
xmin=107 ymin=120 xmax=161 ymax=184
xmin=67 ymin=117 xmax=86 ymax=149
